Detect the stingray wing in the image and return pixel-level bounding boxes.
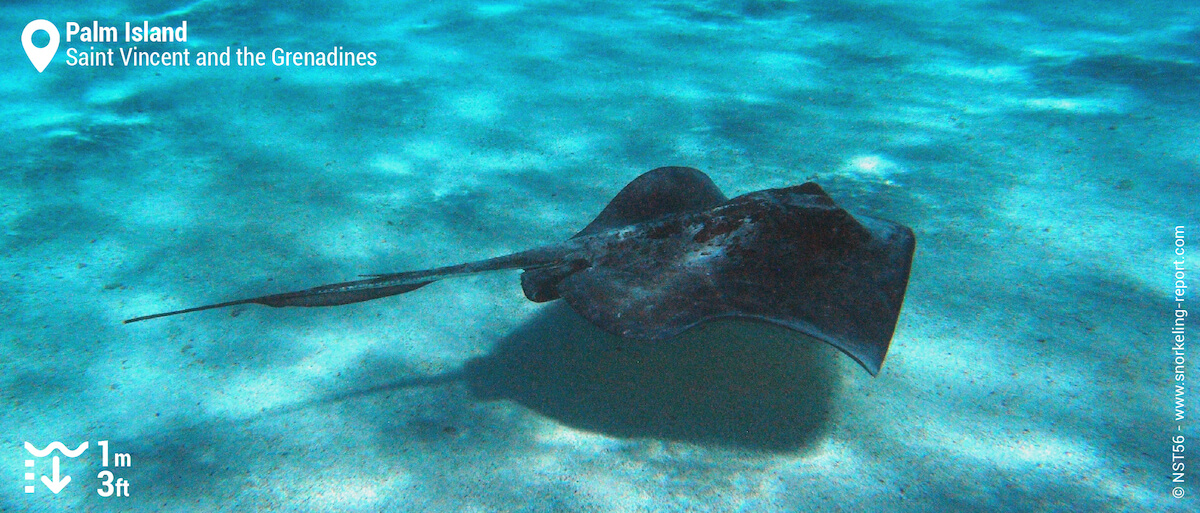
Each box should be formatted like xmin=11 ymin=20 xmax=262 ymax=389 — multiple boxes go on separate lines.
xmin=556 ymin=183 xmax=915 ymax=376
xmin=522 ymin=166 xmax=728 ymax=302
xmin=572 ymin=166 xmax=728 ymax=237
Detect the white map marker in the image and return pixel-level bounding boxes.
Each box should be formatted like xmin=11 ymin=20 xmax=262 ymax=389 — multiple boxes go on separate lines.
xmin=22 ymin=20 xmax=59 ymax=73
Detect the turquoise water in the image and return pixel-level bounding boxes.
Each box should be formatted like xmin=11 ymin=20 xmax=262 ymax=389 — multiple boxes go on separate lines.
xmin=3 ymin=1 xmax=1197 ymax=511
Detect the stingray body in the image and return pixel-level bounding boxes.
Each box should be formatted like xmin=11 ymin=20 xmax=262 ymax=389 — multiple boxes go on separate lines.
xmin=125 ymin=167 xmax=915 ymax=375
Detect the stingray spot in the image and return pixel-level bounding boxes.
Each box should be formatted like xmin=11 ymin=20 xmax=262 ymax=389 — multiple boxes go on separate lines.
xmin=693 ymin=216 xmax=743 ymax=243
xmin=645 ymin=220 xmax=683 ymax=239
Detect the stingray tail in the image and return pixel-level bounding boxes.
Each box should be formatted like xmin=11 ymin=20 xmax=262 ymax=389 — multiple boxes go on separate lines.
xmin=122 ymin=277 xmax=435 ymax=323
xmin=123 ymin=248 xmax=564 ymax=324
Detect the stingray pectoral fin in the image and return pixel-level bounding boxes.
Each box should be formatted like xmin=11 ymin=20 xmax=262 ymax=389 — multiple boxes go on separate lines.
xmin=557 ymin=265 xmax=727 ymax=340
xmin=122 ymin=278 xmax=433 ymax=324
xmin=572 ymin=166 xmax=728 ymax=238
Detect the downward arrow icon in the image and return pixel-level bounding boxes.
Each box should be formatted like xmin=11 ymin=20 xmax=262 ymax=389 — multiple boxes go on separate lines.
xmin=41 ymin=456 xmax=70 ymax=494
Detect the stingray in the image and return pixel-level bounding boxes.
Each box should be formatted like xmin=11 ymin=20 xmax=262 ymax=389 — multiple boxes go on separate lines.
xmin=125 ymin=167 xmax=915 ymax=375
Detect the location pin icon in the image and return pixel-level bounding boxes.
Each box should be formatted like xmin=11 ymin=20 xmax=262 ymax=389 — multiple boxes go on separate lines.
xmin=22 ymin=20 xmax=59 ymax=73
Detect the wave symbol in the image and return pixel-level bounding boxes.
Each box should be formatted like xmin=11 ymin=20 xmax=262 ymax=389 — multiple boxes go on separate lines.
xmin=25 ymin=441 xmax=88 ymax=458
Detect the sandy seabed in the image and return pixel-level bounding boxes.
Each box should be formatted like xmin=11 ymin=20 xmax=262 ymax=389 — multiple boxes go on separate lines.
xmin=2 ymin=1 xmax=1197 ymax=511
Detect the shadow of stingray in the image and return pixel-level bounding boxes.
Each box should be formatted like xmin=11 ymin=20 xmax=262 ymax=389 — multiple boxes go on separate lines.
xmin=251 ymin=303 xmax=843 ymax=453
xmin=461 ymin=302 xmax=841 ymax=453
